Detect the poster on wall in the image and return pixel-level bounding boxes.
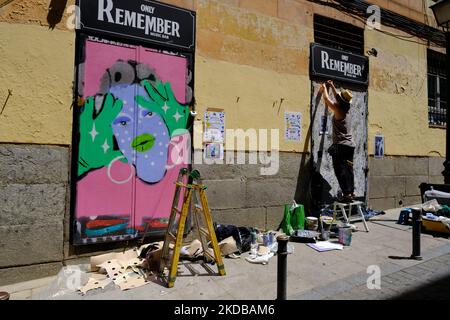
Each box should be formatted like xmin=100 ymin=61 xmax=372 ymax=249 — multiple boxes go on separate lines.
xmin=374 ymin=135 xmax=385 ymax=159
xmin=73 ymin=36 xmax=193 ymax=245
xmin=320 ymin=115 xmax=329 ymax=135
xmin=285 ymin=111 xmax=302 ymax=141
xmin=205 ymin=143 xmax=223 ymax=160
xmin=204 ymin=109 xmax=225 ymax=143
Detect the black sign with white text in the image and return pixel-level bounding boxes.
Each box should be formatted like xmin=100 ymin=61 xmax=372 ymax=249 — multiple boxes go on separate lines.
xmin=310 ymin=43 xmax=369 ymax=86
xmin=79 ymin=0 xmax=196 ymax=50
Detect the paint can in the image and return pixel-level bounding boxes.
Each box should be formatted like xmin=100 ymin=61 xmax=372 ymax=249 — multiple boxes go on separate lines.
xmin=263 ymin=232 xmax=275 ymax=246
xmin=320 ymin=216 xmax=333 ymax=241
xmin=306 ymin=217 xmax=319 ymax=231
xmin=339 ymin=227 xmax=352 ymax=246
xmin=263 ymin=233 xmax=270 ymax=247
xmin=268 ymin=232 xmax=274 ymax=245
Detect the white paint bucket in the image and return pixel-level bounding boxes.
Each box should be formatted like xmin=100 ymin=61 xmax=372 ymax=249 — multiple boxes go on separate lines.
xmin=339 ymin=227 xmax=352 ymax=246
xmin=306 ymin=217 xmax=319 ymax=231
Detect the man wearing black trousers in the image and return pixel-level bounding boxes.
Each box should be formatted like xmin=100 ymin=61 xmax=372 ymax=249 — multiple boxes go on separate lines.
xmin=319 ymin=80 xmax=356 ymax=203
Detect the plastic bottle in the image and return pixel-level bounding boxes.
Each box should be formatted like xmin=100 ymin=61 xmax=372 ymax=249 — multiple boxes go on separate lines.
xmin=250 ymin=231 xmax=258 ymax=256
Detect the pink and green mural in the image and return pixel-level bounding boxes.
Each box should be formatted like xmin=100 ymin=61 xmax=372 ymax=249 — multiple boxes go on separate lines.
xmin=74 ymin=37 xmax=192 ymax=244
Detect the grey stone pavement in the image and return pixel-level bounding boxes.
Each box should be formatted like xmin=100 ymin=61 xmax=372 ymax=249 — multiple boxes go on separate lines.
xmin=1 ymin=206 xmax=449 ymax=300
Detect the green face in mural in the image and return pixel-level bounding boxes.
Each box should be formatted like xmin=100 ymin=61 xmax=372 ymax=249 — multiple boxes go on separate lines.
xmin=78 ymin=79 xmax=189 ymax=178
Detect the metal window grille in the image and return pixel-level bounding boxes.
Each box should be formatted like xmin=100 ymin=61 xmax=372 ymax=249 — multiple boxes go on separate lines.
xmin=313 ymin=14 xmax=364 ymax=55
xmin=428 ymin=49 xmax=447 ymax=127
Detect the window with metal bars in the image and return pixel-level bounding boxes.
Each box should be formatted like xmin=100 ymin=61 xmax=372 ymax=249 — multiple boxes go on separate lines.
xmin=428 ymin=49 xmax=447 ymax=128
xmin=313 ymin=15 xmax=364 ymax=55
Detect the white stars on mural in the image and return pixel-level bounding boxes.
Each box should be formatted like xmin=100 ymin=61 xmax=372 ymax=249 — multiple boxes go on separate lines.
xmin=162 ymin=103 xmax=170 ymax=114
xmin=101 ymin=139 xmax=110 ymax=154
xmin=173 ymin=111 xmax=183 ymax=122
xmin=89 ymin=124 xmax=99 ymax=142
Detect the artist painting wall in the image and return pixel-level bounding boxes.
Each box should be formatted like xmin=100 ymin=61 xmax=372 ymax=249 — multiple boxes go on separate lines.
xmin=73 ymin=36 xmax=193 ymax=244
xmin=310 ymin=81 xmax=369 ymax=207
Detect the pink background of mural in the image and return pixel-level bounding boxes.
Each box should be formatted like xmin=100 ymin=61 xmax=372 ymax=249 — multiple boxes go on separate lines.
xmin=83 ymin=40 xmax=187 ymax=102
xmin=76 ymin=133 xmax=190 ymax=222
xmin=77 ymin=39 xmax=188 ymax=228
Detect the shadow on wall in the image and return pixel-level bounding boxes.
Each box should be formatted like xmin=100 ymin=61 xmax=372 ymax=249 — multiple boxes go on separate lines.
xmin=295 ymin=86 xmax=334 ymax=215
xmin=47 ymin=0 xmax=68 ymax=29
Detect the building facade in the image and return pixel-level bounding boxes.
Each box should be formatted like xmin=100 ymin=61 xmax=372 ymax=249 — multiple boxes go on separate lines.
xmin=0 ymin=0 xmax=446 ymax=284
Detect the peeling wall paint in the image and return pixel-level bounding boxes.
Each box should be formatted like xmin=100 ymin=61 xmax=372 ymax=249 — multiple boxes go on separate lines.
xmin=365 ymin=27 xmax=444 ymax=156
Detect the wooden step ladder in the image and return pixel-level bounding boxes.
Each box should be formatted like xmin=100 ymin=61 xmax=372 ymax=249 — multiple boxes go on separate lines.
xmin=158 ymin=169 xmax=226 ymax=288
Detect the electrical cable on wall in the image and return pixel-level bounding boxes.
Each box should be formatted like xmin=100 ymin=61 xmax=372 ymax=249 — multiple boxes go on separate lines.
xmin=0 ymin=0 xmax=14 ymax=9
xmin=308 ymin=0 xmax=446 ymax=47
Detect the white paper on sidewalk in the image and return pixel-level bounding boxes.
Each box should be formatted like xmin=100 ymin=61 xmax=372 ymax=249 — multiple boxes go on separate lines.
xmin=307 ymin=241 xmax=343 ymax=252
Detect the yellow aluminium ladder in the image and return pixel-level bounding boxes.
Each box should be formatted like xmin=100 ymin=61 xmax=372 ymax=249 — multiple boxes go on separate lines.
xmin=158 ymin=169 xmax=226 ymax=288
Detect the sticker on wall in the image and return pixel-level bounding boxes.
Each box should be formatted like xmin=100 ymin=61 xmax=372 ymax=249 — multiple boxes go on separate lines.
xmin=320 ymin=115 xmax=329 ymax=135
xmin=205 ymin=143 xmax=223 ymax=160
xmin=285 ymin=111 xmax=302 ymax=141
xmin=374 ymin=135 xmax=385 ymax=159
xmin=204 ymin=109 xmax=225 ymax=143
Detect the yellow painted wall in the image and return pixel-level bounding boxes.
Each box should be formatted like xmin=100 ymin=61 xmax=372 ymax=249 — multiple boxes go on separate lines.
xmin=366 ymin=27 xmax=445 ymax=156
xmin=0 ymin=22 xmax=74 ymax=145
xmin=0 ymin=0 xmax=445 ymax=157
xmin=195 ymin=57 xmax=311 ymax=152
xmin=195 ymin=0 xmax=312 ymax=152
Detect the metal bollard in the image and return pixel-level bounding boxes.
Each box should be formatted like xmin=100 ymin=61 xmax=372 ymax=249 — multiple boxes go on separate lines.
xmin=0 ymin=292 xmax=10 ymax=300
xmin=277 ymin=235 xmax=289 ymax=300
xmin=410 ymin=208 xmax=423 ymax=260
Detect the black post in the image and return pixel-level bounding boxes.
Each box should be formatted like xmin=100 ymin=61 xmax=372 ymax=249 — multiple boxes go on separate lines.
xmin=0 ymin=292 xmax=10 ymax=300
xmin=277 ymin=235 xmax=289 ymax=300
xmin=443 ymin=31 xmax=450 ymax=183
xmin=411 ymin=208 xmax=423 ymax=260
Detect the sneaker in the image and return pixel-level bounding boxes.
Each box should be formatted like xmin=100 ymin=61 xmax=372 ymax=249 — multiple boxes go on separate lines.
xmin=337 ymin=195 xmax=351 ymax=203
xmin=341 ymin=195 xmax=354 ymax=203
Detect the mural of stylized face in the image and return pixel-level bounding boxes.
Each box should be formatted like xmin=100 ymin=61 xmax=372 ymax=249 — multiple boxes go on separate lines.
xmin=110 ymin=84 xmax=170 ymax=183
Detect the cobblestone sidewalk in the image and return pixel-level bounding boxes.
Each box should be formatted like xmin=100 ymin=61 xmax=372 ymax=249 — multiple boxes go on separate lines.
xmin=292 ymin=250 xmax=450 ymax=300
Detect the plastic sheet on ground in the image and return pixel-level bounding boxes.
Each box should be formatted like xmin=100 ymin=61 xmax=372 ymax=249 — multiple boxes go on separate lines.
xmin=422 ymin=199 xmax=442 ymax=213
xmin=33 ymin=265 xmax=115 ymax=300
xmin=245 ymin=252 xmax=275 ymax=265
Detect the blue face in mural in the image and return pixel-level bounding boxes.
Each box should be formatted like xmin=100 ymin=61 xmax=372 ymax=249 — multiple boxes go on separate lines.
xmin=110 ymin=84 xmax=170 ymax=183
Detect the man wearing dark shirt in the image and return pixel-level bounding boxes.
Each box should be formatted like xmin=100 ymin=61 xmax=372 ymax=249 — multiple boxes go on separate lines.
xmin=319 ymin=80 xmax=355 ymax=203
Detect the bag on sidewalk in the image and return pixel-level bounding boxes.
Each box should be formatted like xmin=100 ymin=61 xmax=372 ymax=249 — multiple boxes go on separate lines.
xmin=280 ymin=201 xmax=305 ymax=235
xmin=214 ymin=223 xmax=254 ymax=253
xmin=290 ymin=201 xmax=305 ymax=231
